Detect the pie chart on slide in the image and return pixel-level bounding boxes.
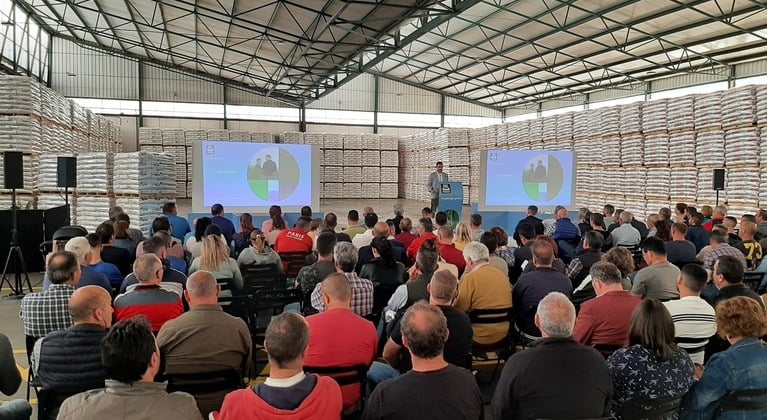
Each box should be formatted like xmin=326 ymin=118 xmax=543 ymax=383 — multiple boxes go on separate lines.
xmin=247 ymin=147 xmax=301 ymax=201
xmin=522 ymin=154 xmax=564 ymax=201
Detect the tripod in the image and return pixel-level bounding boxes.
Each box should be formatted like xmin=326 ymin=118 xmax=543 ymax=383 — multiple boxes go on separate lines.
xmin=0 ymin=188 xmax=32 ymax=298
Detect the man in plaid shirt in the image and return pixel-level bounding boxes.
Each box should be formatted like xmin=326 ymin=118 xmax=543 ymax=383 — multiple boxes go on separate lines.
xmin=311 ymin=242 xmax=373 ymax=316
xmin=20 ymin=251 xmax=80 ymax=338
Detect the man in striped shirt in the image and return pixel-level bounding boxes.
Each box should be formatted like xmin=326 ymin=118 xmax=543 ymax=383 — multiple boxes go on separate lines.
xmin=664 ymin=264 xmax=717 ymax=365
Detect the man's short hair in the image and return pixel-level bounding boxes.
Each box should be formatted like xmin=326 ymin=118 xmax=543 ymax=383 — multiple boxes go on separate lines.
xmin=152 ymin=217 xmax=171 ymax=234
xmin=301 ymin=206 xmax=312 ymax=217
xmin=422 ymin=207 xmax=433 ymax=216
xmin=186 ymin=271 xmax=218 ymax=298
xmin=462 ymin=242 xmax=490 ymax=264
xmin=211 ymin=204 xmax=224 ymax=216
xmin=416 ymin=248 xmax=440 ymax=273
xmin=154 ymin=231 xmax=172 ymax=248
xmin=295 ymin=217 xmax=310 ymax=231
xmin=723 ymin=217 xmax=737 ymax=229
xmin=480 ymin=231 xmax=499 ymax=254
xmin=583 ymin=231 xmax=604 ymax=250
xmin=680 ymin=263 xmax=708 ymax=294
xmin=400 ymin=301 xmax=448 ymax=359
xmin=162 ymin=202 xmax=176 ymax=214
xmin=603 ymin=204 xmax=615 ymax=215
xmin=715 ymin=255 xmax=744 ymax=284
xmin=710 ymin=231 xmax=728 ymax=244
xmin=108 ymin=206 xmax=124 ymax=221
xmin=590 ymin=261 xmax=622 ymax=285
xmin=102 ymin=317 xmax=156 ymax=384
xmin=334 ymin=242 xmax=358 ymax=273
xmin=758 ymin=209 xmax=767 ymax=221
xmin=324 ymin=212 xmax=338 ymax=229
xmin=429 ymin=270 xmax=458 ymax=302
xmin=115 ymin=212 xmax=131 ymax=224
xmin=133 ymin=254 xmax=162 ymax=283
xmin=316 ymin=232 xmax=337 ymax=257
xmin=348 ymin=210 xmax=359 ymax=222
xmin=47 ymin=251 xmax=80 ymax=284
xmin=742 ymin=214 xmax=757 ymax=224
xmin=532 ymin=240 xmax=554 ymax=266
xmin=641 ymin=237 xmax=666 ymax=256
xmin=517 ymin=222 xmax=536 ymax=240
xmin=142 ymin=236 xmax=166 ymax=255
xmin=64 ymin=237 xmax=90 ymax=265
xmin=672 ymin=222 xmax=688 ymax=235
xmin=400 ymin=217 xmax=413 ymax=232
xmin=536 ymin=292 xmax=576 ymax=338
xmin=419 ymin=218 xmax=434 ymax=232
xmin=364 ymin=212 xmax=379 ymax=229
xmin=714 ymin=205 xmax=727 ymax=216
xmin=619 ymin=211 xmax=633 ymax=224
xmin=659 ymin=207 xmax=672 ymax=219
xmin=590 ymin=213 xmax=605 ymax=228
xmin=528 ymin=205 xmax=538 ymax=214
xmin=438 ymin=225 xmax=454 ymax=240
xmin=435 ymin=161 xmax=443 ymax=166
xmin=264 ymin=312 xmax=310 ymax=368
xmin=322 ymin=273 xmax=352 ymax=302
xmin=470 ymin=213 xmax=482 ymax=227
xmin=435 ymin=212 xmax=447 ymax=226
xmin=741 ymin=221 xmax=758 ymax=236
xmin=95 ymin=222 xmax=114 ymax=245
xmin=85 ymin=233 xmax=101 ymax=248
xmin=691 ymin=212 xmax=704 ymax=225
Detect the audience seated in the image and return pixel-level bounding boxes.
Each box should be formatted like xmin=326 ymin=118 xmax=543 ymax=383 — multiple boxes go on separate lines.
xmin=95 ymin=222 xmax=133 ymax=277
xmin=297 ymin=232 xmax=337 ymax=307
xmin=185 ymin=217 xmax=212 ymax=260
xmin=573 ymin=247 xmax=634 ymax=305
xmin=611 ymin=211 xmax=641 ymax=248
xmin=452 ymin=222 xmax=473 ymax=251
xmin=0 ymin=332 xmax=32 ymax=419
xmin=360 ymin=236 xmax=406 ymax=315
xmin=574 ymin=262 xmax=641 ymax=348
xmin=406 ymin=218 xmax=437 ymax=260
xmin=663 ymin=264 xmax=717 ymax=365
xmin=492 ymin=292 xmax=612 ymax=419
xmin=702 ymin=205 xmax=727 ymax=232
xmin=352 ymin=213 xmax=379 ymax=249
xmin=551 ymin=208 xmax=581 ymax=253
xmin=384 ymin=242 xmax=439 ymax=325
xmin=210 ymin=204 xmax=236 ymax=245
xmin=120 ymin=237 xmax=187 ymax=294
xmin=21 ymin=251 xmax=78 ymax=338
xmin=363 ymin=302 xmax=483 ymax=420
xmin=393 ymin=217 xmax=416 ymax=250
xmin=587 ymin=213 xmax=613 ymax=251
xmin=513 ymin=205 xmax=544 ymax=246
xmin=311 ymin=242 xmax=374 ymax=316
xmin=435 ymin=226 xmax=466 ymax=273
xmin=156 ymin=203 xmax=190 ymax=241
xmin=701 ymin=255 xmax=764 ymax=309
xmin=43 ymin=237 xmax=111 ymax=293
xmin=680 ymin=296 xmax=767 ymax=418
xmin=608 ymin=298 xmax=694 ymax=416
xmin=114 ymin=212 xmax=145 ymax=243
xmin=154 ymin=231 xmax=187 ymax=273
xmin=304 ymin=273 xmax=377 ymax=414
xmin=157 ymin=271 xmax=252 ymax=415
xmin=114 ymin=255 xmax=184 ymax=333
xmin=686 ymin=212 xmax=711 ymax=253
xmin=386 ymin=204 xmax=405 ymax=236
xmin=738 ymin=220 xmax=763 ymax=270
xmin=85 ymin=233 xmax=124 ymax=289
xmin=481 ymin=231 xmax=510 ymax=277
xmin=57 ymin=317 xmax=202 ymax=420
xmin=343 ymin=209 xmax=366 ymax=240
xmin=703 ymin=231 xmax=748 ymax=271
xmin=469 ymin=213 xmax=484 ymax=242
xmin=457 ymin=242 xmax=513 ymax=345
xmin=215 ymin=313 xmax=342 ymax=419
xmin=236 ymin=230 xmax=282 ymax=270
xmin=666 ymin=222 xmax=699 ymax=266
xmin=112 ymin=220 xmax=139 ymax=259
xmin=231 ymin=213 xmax=255 ymax=256
xmin=513 ymin=239 xmax=572 ymax=337
xmin=274 ymin=217 xmax=313 ymax=255
xmin=188 ymin=234 xmax=243 ymax=294
xmin=602 ymin=204 xmax=616 ymax=228
xmin=355 ymin=222 xmax=406 ymax=270
xmin=322 ymin=212 xmax=352 ymax=243
xmin=261 ymin=205 xmax=287 ymax=234
xmin=567 ymin=231 xmax=604 ymax=289
xmin=631 ymin=237 xmax=681 ymax=300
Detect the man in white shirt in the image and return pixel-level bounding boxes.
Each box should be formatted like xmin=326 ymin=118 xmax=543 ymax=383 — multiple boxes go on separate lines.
xmin=352 ymin=213 xmax=379 ymax=249
xmin=610 ymin=211 xmax=641 ymax=248
xmin=663 ymin=263 xmax=717 ymax=365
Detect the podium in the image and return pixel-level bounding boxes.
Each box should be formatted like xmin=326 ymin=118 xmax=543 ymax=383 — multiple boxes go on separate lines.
xmin=439 ymin=182 xmax=464 ymax=230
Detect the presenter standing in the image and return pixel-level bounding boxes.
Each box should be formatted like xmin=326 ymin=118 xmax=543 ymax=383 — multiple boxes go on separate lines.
xmin=427 ymin=161 xmax=449 ymax=213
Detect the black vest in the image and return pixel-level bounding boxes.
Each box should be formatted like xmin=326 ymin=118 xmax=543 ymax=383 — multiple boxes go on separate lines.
xmin=37 ymin=324 xmax=107 ymax=393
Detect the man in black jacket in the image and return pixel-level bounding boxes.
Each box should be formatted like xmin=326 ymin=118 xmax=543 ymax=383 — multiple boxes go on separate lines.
xmin=513 ymin=205 xmax=544 ymax=246
xmin=566 ymin=231 xmax=604 ymax=290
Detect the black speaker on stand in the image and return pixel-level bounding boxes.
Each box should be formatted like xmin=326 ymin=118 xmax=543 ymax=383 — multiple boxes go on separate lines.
xmin=57 ymin=156 xmax=77 ymax=225
xmin=712 ymin=168 xmax=725 ymax=207
xmin=0 ymin=152 xmax=32 ymax=298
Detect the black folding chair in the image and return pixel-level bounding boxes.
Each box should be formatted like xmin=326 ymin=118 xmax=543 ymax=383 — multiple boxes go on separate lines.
xmin=165 ymin=369 xmax=244 ymax=415
xmin=218 ymin=294 xmax=254 ymax=331
xmin=37 ymin=388 xmax=76 ymax=420
xmin=25 ymin=335 xmax=40 ymax=401
xmin=240 ymin=263 xmax=282 ymax=292
xmin=469 ymin=307 xmax=513 ymax=384
xmin=743 ymin=271 xmax=766 ymax=293
xmin=617 ymin=394 xmax=683 ymax=419
xmin=278 ymin=252 xmax=311 ymax=283
xmin=716 ymin=388 xmax=767 ymax=415
xmin=252 ymin=289 xmax=304 ymax=373
xmin=593 ymin=343 xmax=623 ymax=359
xmin=304 ymin=364 xmax=369 ymax=416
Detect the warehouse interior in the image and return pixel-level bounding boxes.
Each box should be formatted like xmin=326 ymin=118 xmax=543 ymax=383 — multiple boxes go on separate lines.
xmin=2 ymin=0 xmax=767 ymax=418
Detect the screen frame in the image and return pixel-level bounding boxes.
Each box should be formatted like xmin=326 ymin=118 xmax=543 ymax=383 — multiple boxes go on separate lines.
xmin=192 ymin=140 xmax=321 ymax=214
xmin=478 ymin=149 xmax=577 ymax=213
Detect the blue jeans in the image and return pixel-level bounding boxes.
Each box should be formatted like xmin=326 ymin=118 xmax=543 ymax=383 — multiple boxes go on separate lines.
xmin=0 ymin=400 xmax=32 ymax=420
xmin=366 ymin=361 xmax=400 ymax=395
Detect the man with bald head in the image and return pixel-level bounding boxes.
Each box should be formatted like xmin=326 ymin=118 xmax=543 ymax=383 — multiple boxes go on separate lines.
xmin=363 ymin=301 xmax=483 ymax=420
xmin=157 ymin=271 xmax=252 ymax=414
xmin=436 ymin=225 xmax=466 ymax=273
xmin=305 ymin=273 xmax=377 ymax=414
xmin=31 ymin=286 xmax=112 ymax=416
xmin=21 ymin=251 xmax=80 ymax=338
xmin=113 ymin=254 xmax=183 ymax=332
xmin=355 ymin=221 xmax=406 ymax=272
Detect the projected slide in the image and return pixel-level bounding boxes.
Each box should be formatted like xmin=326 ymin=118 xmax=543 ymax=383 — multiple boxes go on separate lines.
xmin=195 ymin=141 xmax=318 ymax=212
xmin=480 ymin=149 xmax=575 ymax=211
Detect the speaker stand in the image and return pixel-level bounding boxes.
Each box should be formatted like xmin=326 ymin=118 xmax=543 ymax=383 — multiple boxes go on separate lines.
xmin=64 ymin=186 xmax=71 ymax=225
xmin=716 ymin=190 xmax=720 ymax=207
xmin=0 ymin=188 xmax=32 ymax=298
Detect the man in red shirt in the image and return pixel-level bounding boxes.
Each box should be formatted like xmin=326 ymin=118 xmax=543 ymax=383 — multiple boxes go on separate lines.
xmin=702 ymin=205 xmax=727 ymax=232
xmin=305 ymin=273 xmax=377 ymax=414
xmin=406 ymin=218 xmax=437 ymax=260
xmin=436 ymin=225 xmax=466 ymax=274
xmin=395 ymin=218 xmax=417 ymax=250
xmin=274 ymin=217 xmax=313 ymax=254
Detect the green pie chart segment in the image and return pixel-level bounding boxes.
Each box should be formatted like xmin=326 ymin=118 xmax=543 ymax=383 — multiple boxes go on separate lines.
xmin=522 ymin=154 xmax=564 ymax=202
xmin=247 ymin=148 xmax=301 ymax=201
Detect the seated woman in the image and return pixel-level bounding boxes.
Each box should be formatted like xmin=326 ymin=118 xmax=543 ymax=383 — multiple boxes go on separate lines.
xmin=189 ymin=231 xmax=243 ymax=294
xmin=185 ymin=217 xmax=212 ymax=260
xmin=607 ymin=298 xmax=694 ymax=417
xmin=489 ymin=226 xmax=515 ymax=270
xmin=360 ymin=236 xmax=406 ymax=317
xmin=680 ymin=296 xmax=767 ymax=418
xmin=573 ymin=246 xmax=635 ymax=307
xmin=453 ymin=222 xmax=473 ymax=251
xmin=237 ymin=230 xmax=283 ymax=271
xmin=231 ymin=213 xmax=255 ymax=257
xmin=112 ymin=220 xmax=138 ymax=259
xmin=264 ymin=208 xmax=287 ymax=246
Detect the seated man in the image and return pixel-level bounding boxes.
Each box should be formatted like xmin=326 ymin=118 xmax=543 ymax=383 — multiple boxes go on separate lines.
xmin=663 ymin=264 xmax=717 ymax=365
xmin=406 ymin=218 xmax=437 ymax=261
xmin=0 ymin=333 xmax=32 ymax=419
xmin=469 ymin=213 xmax=485 ymax=242
xmin=154 ymin=231 xmax=187 ymax=273
xmin=610 ymin=211 xmax=641 ymax=248
xmin=57 ymin=317 xmax=202 ymax=420
xmin=137 ymin=217 xmax=185 ymax=260
xmin=363 ymin=302 xmax=483 ymax=420
xmin=436 ymin=226 xmax=466 ymax=274
xmin=383 ymin=244 xmax=439 ymax=324
xmin=215 ymin=313 xmax=343 ymax=419
xmin=481 ymin=231 xmax=510 ymax=277
xmin=157 ymin=271 xmax=252 ymax=415
xmin=296 ymin=232 xmax=337 ymax=311
xmin=352 ymin=213 xmax=379 ymax=249
xmin=355 ymin=222 xmax=406 ymax=271
xmin=343 ymin=210 xmax=366 ymax=240
xmin=21 ymin=251 xmax=79 ymax=338
xmin=566 ymin=231 xmax=604 ymax=289
xmin=702 ymin=255 xmax=764 ymax=309
xmin=702 ymin=231 xmax=747 ymax=272
xmin=513 ymin=240 xmax=572 ymax=337
xmin=274 ymin=217 xmax=313 ymax=255
xmin=114 ymin=254 xmax=184 ymax=333
xmin=666 ymin=223 xmax=698 ymax=266
xmin=305 ymin=273 xmax=377 ymax=414
xmin=511 ymin=222 xmax=536 ymax=284
xmin=86 ymin=233 xmax=124 ymax=289
xmin=395 ymin=218 xmax=417 ymax=250
xmin=632 ymin=237 xmax=681 ymax=300
xmin=492 ymin=292 xmax=612 ymax=419
xmin=311 ymin=242 xmax=374 ymax=317
xmin=31 ymin=286 xmax=111 ymax=417
xmin=686 ymin=212 xmax=711 ymax=253
xmin=739 ymin=221 xmax=763 ymax=270
xmin=120 ymin=236 xmax=188 ymax=294
xmin=573 ymin=262 xmax=641 ymax=348
xmin=456 ymin=242 xmax=513 ymax=345
xmin=322 ymin=212 xmax=352 ymax=243
xmin=43 ymin=237 xmax=112 ymax=293
xmin=95 ymin=222 xmax=133 ymax=277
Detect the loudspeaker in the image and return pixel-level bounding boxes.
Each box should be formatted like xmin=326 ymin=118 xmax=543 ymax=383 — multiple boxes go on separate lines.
xmin=3 ymin=152 xmax=23 ymax=190
xmin=57 ymin=157 xmax=77 ymax=188
xmin=712 ymin=168 xmax=726 ymax=191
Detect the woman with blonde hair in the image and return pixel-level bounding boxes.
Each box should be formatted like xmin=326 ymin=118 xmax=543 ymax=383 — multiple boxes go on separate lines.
xmin=189 ymin=230 xmax=243 ymax=293
xmin=453 ymin=222 xmax=473 ymax=251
